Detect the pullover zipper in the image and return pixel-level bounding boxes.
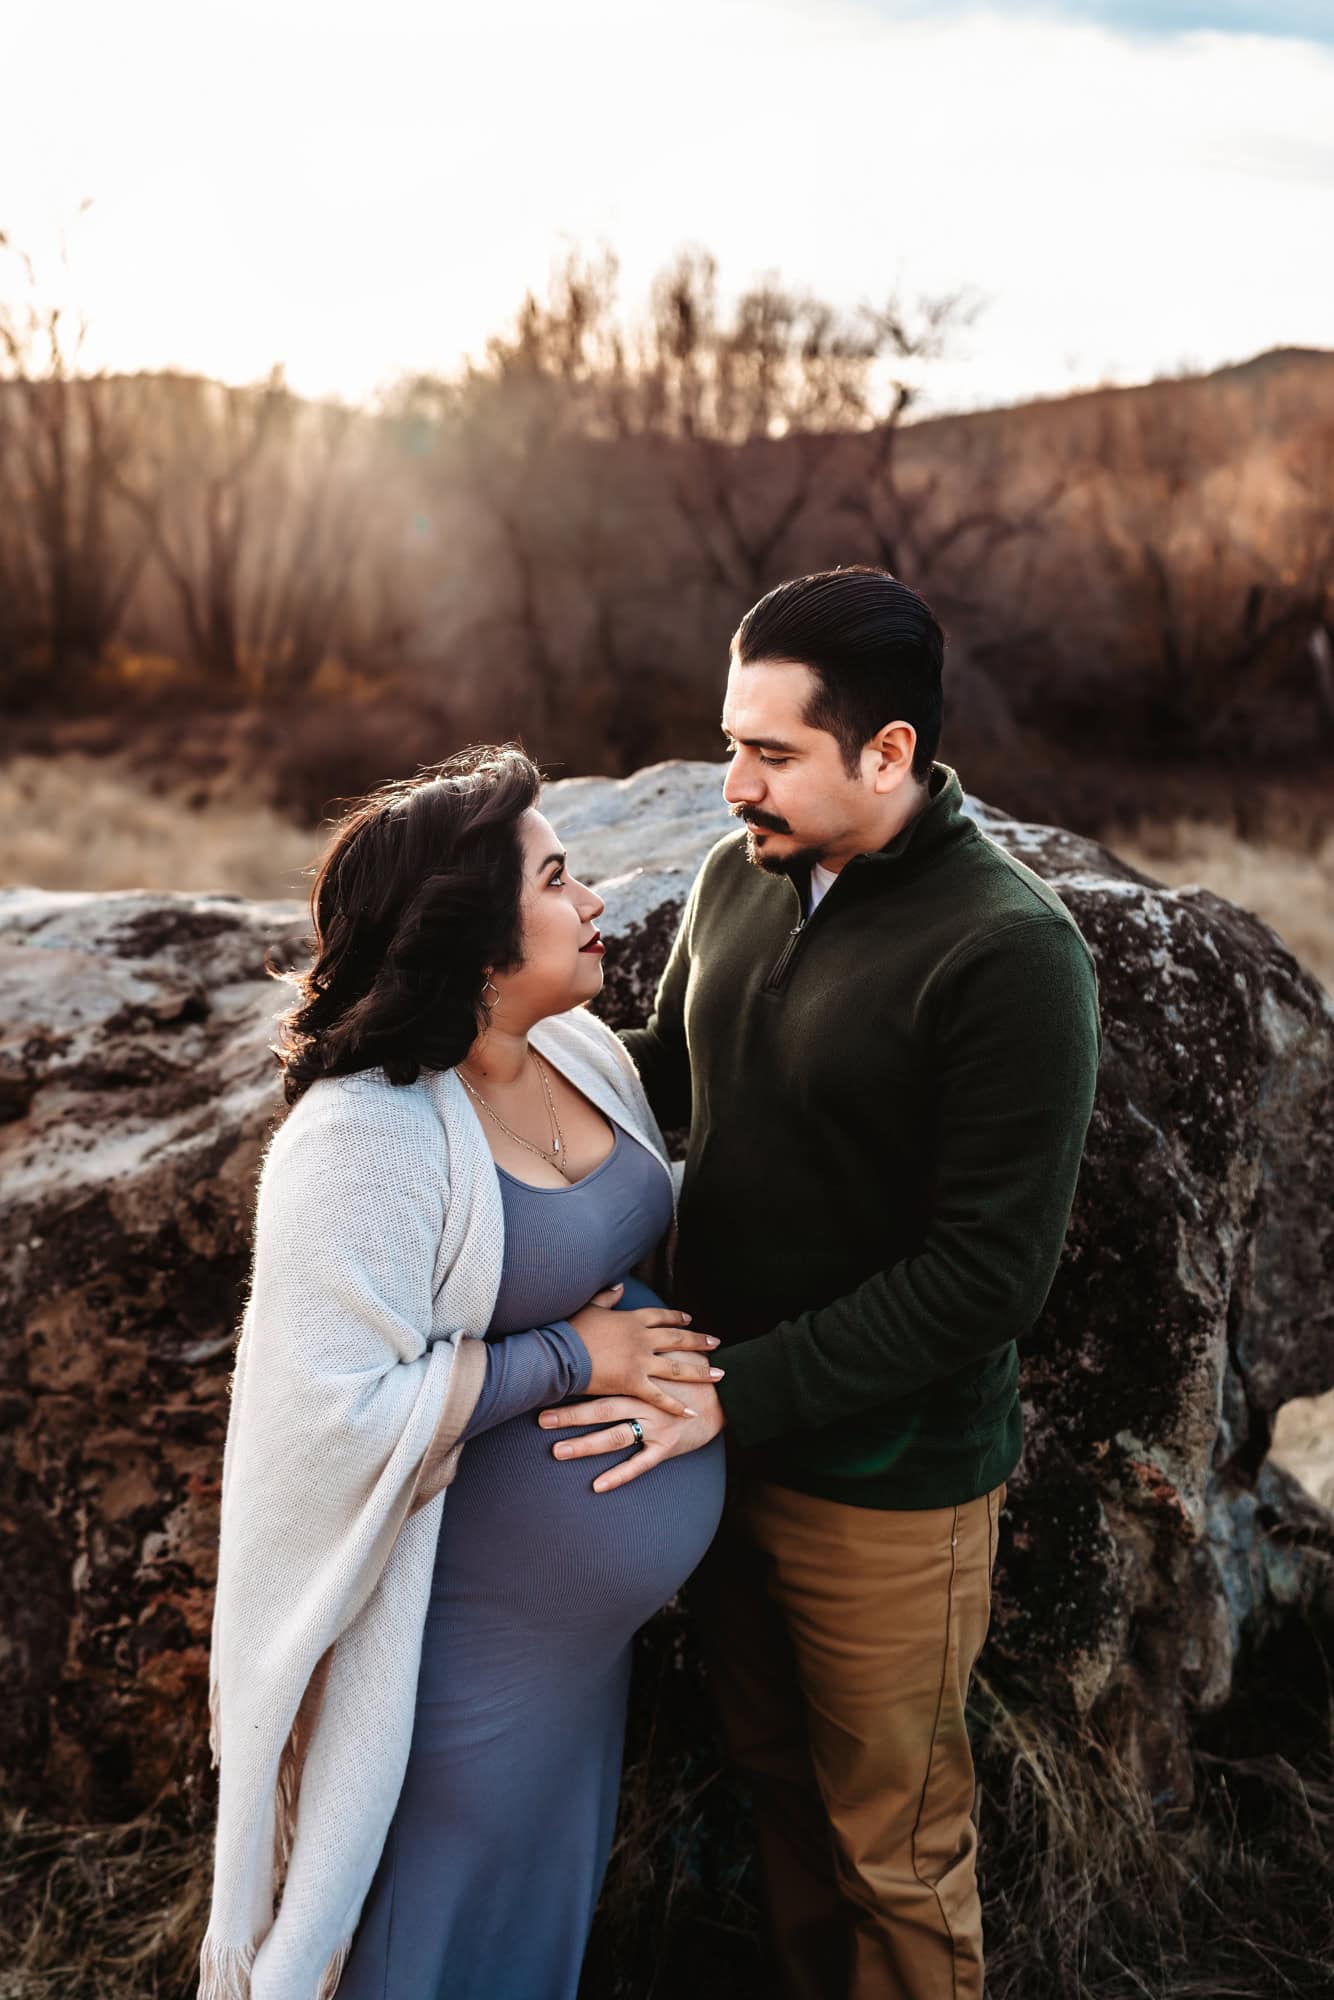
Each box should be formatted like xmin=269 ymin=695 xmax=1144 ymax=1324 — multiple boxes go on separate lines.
xmin=764 ymin=861 xmax=858 ymax=992
xmin=765 ymin=918 xmax=806 ymax=991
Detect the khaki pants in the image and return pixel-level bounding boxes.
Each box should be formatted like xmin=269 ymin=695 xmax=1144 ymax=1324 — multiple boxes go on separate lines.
xmin=691 ymin=1477 xmax=1004 ymax=2000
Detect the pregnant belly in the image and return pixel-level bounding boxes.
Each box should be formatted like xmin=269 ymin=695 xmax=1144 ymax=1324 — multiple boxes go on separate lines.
xmin=435 ymin=1413 xmax=726 ymax=1641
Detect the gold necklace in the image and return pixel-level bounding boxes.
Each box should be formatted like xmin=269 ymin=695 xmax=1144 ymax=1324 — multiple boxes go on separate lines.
xmin=458 ymin=1048 xmax=571 ymax=1180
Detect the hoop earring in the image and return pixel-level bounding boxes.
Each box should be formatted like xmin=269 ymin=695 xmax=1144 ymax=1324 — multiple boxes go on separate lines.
xmin=480 ymin=977 xmax=500 ymax=1014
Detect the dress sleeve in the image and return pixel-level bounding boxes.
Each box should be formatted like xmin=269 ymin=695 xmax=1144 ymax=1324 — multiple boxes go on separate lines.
xmin=458 ymin=1322 xmax=592 ymax=1441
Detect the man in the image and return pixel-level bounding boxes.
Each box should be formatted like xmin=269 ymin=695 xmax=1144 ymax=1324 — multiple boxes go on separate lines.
xmin=546 ymin=566 xmax=1101 ymax=1998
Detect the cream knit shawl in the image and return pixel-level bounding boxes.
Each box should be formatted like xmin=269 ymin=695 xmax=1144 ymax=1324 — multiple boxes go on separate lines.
xmin=199 ymin=1006 xmax=670 ymax=2000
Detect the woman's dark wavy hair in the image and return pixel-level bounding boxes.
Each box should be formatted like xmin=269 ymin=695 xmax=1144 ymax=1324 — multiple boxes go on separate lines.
xmin=273 ymin=745 xmax=541 ymax=1105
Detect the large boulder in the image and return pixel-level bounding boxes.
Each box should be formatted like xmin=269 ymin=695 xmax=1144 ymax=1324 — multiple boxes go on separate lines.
xmin=2 ymin=762 xmax=1332 ymax=1828
xmin=0 ymin=890 xmax=307 ymax=1817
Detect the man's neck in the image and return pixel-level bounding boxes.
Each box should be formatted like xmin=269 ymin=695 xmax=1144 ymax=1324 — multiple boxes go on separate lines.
xmin=821 ymin=777 xmax=932 ymax=874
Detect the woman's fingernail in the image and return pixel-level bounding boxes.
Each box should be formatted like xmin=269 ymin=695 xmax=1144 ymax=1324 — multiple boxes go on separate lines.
xmin=683 ymin=1407 xmax=699 ymax=1418
xmin=680 ymin=1313 xmax=692 ymax=1323
xmin=709 ymin=1367 xmax=725 ymax=1379
xmin=706 ymin=1336 xmax=721 ymax=1348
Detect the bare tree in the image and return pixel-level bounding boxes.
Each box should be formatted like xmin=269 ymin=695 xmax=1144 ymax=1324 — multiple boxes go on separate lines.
xmin=111 ymin=372 xmax=369 ymax=696
xmin=625 ymin=250 xmax=975 ymax=599
xmin=384 ymin=249 xmax=1009 ymax=770
xmin=1079 ymin=383 xmax=1334 ymax=750
xmin=0 ymin=221 xmax=148 ymax=701
xmin=381 ymin=362 xmax=574 ymax=749
xmin=457 ymin=248 xmax=973 ymax=597
xmin=834 ymin=410 xmax=1069 ymax=617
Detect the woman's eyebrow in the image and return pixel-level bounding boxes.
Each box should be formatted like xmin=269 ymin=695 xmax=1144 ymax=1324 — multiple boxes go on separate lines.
xmin=538 ymin=850 xmax=567 ymax=876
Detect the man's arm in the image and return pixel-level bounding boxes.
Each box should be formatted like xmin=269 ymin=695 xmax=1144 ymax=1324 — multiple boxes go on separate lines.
xmin=618 ymin=878 xmax=699 ymax=1134
xmin=716 ymin=916 xmax=1102 ymax=1446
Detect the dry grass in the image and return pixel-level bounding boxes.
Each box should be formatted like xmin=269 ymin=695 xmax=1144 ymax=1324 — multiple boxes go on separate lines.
xmin=0 ymin=1807 xmax=210 ymax=2000
xmin=0 ymin=754 xmax=320 ymax=902
xmin=6 ymin=1673 xmax=1329 ymax=2000
xmin=1114 ymin=816 xmax=1334 ymax=994
xmin=973 ymin=1673 xmax=1334 ymax=2000
xmin=584 ymin=1652 xmax=1334 ymax=1998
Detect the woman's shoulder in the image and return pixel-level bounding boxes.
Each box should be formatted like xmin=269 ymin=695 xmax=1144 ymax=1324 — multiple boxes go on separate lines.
xmin=263 ymin=1067 xmax=451 ymax=1185
xmin=535 ymin=1007 xmax=663 ymax=1148
xmin=536 ymin=1004 xmax=632 ymax=1077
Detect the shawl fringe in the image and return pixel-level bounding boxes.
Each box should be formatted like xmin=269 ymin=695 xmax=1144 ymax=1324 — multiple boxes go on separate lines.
xmin=197 ymin=1939 xmax=256 ymax=2000
xmin=196 ymin=1933 xmax=351 ymax=2000
xmin=273 ymin=1647 xmax=335 ymax=1885
xmin=203 ymin=1649 xmax=336 ymax=1998
xmin=315 ymin=1937 xmax=353 ymax=1999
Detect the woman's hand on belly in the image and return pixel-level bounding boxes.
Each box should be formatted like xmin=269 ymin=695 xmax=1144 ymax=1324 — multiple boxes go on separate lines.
xmin=538 ymin=1384 xmax=726 ymax=1493
xmin=569 ymin=1285 xmax=724 ymax=1419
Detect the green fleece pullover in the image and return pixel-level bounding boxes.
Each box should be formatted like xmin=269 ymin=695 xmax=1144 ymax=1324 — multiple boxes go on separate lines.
xmin=621 ymin=763 xmax=1102 ymax=1509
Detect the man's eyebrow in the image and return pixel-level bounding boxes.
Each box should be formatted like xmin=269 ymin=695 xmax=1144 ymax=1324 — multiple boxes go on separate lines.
xmin=720 ymin=725 xmax=800 ymax=753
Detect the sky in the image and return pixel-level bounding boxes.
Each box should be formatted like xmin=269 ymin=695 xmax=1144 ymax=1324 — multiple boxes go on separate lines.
xmin=5 ymin=0 xmax=1333 ymax=415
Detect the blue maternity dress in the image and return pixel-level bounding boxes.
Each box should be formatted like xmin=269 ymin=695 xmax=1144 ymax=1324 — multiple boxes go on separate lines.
xmin=337 ymin=1124 xmax=725 ymax=2000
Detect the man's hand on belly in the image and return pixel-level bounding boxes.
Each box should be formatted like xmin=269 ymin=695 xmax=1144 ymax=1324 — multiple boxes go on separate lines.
xmin=538 ymin=1386 xmax=727 ymax=1492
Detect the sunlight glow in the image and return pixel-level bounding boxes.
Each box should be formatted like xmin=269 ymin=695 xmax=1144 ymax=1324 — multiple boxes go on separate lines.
xmin=6 ymin=0 xmax=1333 ymax=412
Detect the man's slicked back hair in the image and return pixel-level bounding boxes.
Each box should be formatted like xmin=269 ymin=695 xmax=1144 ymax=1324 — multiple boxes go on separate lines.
xmin=732 ymin=566 xmax=944 ymax=780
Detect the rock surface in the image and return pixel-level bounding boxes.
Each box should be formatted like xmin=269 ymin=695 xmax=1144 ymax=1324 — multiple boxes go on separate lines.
xmin=2 ymin=762 xmax=1333 ymax=1825
xmin=0 ymin=889 xmax=307 ymax=1816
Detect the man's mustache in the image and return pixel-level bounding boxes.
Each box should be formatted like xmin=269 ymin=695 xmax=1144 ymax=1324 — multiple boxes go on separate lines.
xmin=731 ymin=806 xmax=793 ymax=836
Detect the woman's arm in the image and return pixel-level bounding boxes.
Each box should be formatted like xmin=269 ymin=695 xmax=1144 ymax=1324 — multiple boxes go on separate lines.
xmin=214 ymin=1084 xmax=484 ymax=1711
xmin=458 ymin=1322 xmax=592 ymax=1442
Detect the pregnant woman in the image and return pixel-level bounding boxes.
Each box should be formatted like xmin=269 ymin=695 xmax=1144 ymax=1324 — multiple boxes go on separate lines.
xmin=200 ymin=746 xmax=727 ymax=2000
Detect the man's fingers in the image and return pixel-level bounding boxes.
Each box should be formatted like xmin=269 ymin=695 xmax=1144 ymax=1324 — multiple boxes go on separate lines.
xmin=593 ymin=1442 xmax=667 ymax=1493
xmin=650 ymin=1353 xmax=721 ymax=1385
xmin=650 ymin=1326 xmax=719 ymax=1353
xmin=645 ymin=1384 xmax=695 ymax=1418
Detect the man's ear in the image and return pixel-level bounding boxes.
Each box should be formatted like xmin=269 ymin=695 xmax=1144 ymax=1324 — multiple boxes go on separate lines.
xmin=867 ymin=721 xmax=918 ymax=793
